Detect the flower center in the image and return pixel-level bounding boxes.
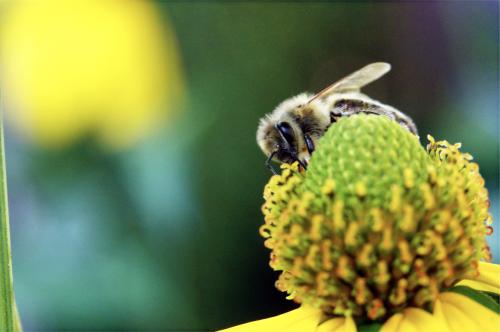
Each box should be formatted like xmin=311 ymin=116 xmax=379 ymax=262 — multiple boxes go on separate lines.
xmin=260 ymin=114 xmax=492 ymax=321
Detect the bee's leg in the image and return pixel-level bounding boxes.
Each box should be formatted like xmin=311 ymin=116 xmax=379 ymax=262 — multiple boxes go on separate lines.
xmin=265 ymin=151 xmax=279 ymax=175
xmin=297 ymin=158 xmax=308 ymax=170
xmin=304 ymin=134 xmax=315 ymax=154
xmin=290 ymin=152 xmax=308 ymax=171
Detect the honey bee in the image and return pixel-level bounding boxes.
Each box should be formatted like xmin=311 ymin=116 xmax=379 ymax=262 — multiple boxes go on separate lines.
xmin=256 ymin=62 xmax=418 ymax=174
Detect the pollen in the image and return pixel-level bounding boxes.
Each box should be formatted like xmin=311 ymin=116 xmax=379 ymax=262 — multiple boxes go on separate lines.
xmin=260 ymin=114 xmax=492 ymax=321
xmin=355 ymin=181 xmax=367 ymax=197
xmin=321 ymin=178 xmax=336 ymax=196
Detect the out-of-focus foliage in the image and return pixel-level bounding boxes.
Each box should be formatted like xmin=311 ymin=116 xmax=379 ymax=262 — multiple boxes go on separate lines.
xmin=2 ymin=1 xmax=497 ymax=331
xmin=0 ymin=0 xmax=183 ymax=149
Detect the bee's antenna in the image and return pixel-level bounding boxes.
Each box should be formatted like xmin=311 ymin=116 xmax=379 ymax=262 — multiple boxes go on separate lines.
xmin=266 ymin=151 xmax=279 ymax=175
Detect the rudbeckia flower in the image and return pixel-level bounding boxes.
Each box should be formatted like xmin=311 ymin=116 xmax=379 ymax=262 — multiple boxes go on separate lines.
xmin=220 ymin=114 xmax=499 ymax=332
xmin=0 ymin=0 xmax=183 ymax=149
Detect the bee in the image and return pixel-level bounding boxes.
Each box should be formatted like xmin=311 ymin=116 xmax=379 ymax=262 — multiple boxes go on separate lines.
xmin=256 ymin=62 xmax=418 ymax=174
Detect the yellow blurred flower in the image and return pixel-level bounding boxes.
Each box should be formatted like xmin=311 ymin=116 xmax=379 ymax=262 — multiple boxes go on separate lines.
xmin=0 ymin=0 xmax=183 ymax=149
xmin=220 ymin=115 xmax=500 ymax=331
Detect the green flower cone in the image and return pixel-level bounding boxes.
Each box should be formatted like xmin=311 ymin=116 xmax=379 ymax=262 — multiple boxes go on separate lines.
xmin=260 ymin=114 xmax=492 ymax=321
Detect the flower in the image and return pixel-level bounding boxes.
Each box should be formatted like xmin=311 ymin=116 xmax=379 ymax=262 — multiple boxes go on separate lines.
xmin=0 ymin=0 xmax=183 ymax=149
xmin=220 ymin=114 xmax=499 ymax=331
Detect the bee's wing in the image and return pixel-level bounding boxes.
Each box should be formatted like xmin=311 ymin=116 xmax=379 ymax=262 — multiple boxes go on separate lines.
xmin=308 ymin=62 xmax=391 ymax=103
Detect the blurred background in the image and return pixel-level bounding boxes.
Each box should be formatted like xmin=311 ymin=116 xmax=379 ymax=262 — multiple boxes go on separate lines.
xmin=0 ymin=1 xmax=498 ymax=331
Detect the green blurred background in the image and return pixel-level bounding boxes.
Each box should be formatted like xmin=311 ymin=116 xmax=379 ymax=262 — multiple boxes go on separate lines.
xmin=2 ymin=1 xmax=498 ymax=331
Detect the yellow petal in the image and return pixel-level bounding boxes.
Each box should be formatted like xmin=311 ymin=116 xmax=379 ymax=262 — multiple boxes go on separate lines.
xmin=381 ymin=308 xmax=449 ymax=332
xmin=461 ymin=262 xmax=500 ymax=294
xmin=218 ymin=306 xmax=323 ymax=332
xmin=437 ymin=292 xmax=500 ymax=332
xmin=434 ymin=297 xmax=476 ymax=332
xmin=456 ymin=279 xmax=500 ymax=294
xmin=404 ymin=308 xmax=450 ymax=332
xmin=380 ymin=313 xmax=403 ymax=332
xmin=316 ymin=316 xmax=356 ymax=332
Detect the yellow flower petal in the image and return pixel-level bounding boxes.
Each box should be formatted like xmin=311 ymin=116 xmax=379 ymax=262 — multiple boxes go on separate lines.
xmin=434 ymin=297 xmax=476 ymax=332
xmin=457 ymin=279 xmax=500 ymax=294
xmin=380 ymin=313 xmax=403 ymax=332
xmin=381 ymin=308 xmax=449 ymax=332
xmin=459 ymin=262 xmax=500 ymax=294
xmin=218 ymin=306 xmax=323 ymax=332
xmin=405 ymin=308 xmax=450 ymax=332
xmin=315 ymin=316 xmax=356 ymax=332
xmin=437 ymin=292 xmax=500 ymax=332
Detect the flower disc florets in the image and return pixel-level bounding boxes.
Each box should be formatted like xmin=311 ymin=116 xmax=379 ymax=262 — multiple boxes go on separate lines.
xmin=260 ymin=114 xmax=491 ymax=321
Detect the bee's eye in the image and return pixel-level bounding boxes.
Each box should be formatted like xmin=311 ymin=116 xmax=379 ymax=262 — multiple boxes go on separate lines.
xmin=276 ymin=122 xmax=295 ymax=146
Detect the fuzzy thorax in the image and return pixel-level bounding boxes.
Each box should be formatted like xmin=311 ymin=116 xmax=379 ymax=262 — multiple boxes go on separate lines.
xmin=260 ymin=114 xmax=491 ymax=321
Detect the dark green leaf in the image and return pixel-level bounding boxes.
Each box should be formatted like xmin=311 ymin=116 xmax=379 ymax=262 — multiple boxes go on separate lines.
xmin=357 ymin=323 xmax=382 ymax=332
xmin=481 ymin=291 xmax=500 ymax=306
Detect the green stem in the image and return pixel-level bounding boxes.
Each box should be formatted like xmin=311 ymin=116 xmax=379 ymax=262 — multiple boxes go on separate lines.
xmin=0 ymin=110 xmax=21 ymax=331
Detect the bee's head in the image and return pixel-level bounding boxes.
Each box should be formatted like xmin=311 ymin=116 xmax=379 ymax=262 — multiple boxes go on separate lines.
xmin=257 ymin=117 xmax=302 ymax=165
xmin=257 ymin=93 xmax=331 ymax=174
